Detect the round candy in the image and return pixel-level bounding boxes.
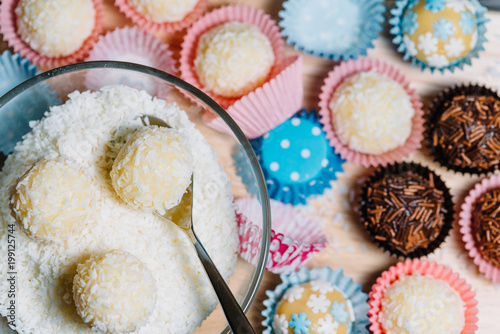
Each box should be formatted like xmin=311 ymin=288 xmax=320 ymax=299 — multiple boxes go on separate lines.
xmin=329 ymin=70 xmax=414 ymax=155
xmin=401 ymin=0 xmax=479 ymax=69
xmin=273 ymin=281 xmax=355 ymax=334
xmin=472 ymin=187 xmax=500 ymax=267
xmin=10 ymin=156 xmax=95 ymax=242
xmin=194 ymin=21 xmax=275 ymax=98
xmin=110 ymin=126 xmax=193 ymax=214
xmin=73 ymin=250 xmax=157 ymax=333
xmin=126 ymin=0 xmax=198 ymax=23
xmin=15 ymin=0 xmax=96 ymax=57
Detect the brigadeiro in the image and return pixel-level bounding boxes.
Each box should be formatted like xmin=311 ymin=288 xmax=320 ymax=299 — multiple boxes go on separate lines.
xmin=358 ymin=162 xmax=454 ymax=258
xmin=425 ymin=84 xmax=500 ymax=175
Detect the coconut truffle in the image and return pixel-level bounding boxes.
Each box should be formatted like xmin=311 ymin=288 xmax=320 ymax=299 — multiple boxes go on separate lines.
xmin=329 ymin=70 xmax=414 ymax=155
xmin=126 ymin=0 xmax=198 ymax=23
xmin=73 ymin=250 xmax=157 ymax=333
xmin=15 ymin=0 xmax=96 ymax=57
xmin=9 ymin=156 xmax=95 ymax=242
xmin=379 ymin=273 xmax=465 ymax=334
xmin=110 ymin=126 xmax=193 ymax=214
xmin=273 ymin=281 xmax=355 ymax=334
xmin=194 ymin=21 xmax=275 ymax=98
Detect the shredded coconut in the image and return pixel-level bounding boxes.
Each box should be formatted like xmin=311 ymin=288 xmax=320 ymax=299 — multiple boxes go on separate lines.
xmin=0 ymin=85 xmax=238 ymax=333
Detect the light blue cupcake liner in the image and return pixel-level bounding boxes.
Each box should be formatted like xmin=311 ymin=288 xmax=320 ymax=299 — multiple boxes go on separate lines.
xmin=0 ymin=51 xmax=37 ymax=97
xmin=389 ymin=0 xmax=489 ymax=73
xmin=279 ymin=0 xmax=385 ymax=61
xmin=262 ymin=266 xmax=370 ymax=334
xmin=247 ymin=110 xmax=345 ymax=206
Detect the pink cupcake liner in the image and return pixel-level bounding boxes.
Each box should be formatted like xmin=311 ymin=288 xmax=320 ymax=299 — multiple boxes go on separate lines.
xmin=234 ymin=197 xmax=328 ymax=274
xmin=368 ymin=259 xmax=478 ymax=334
xmin=202 ymin=55 xmax=303 ymax=139
xmin=85 ymin=26 xmax=176 ymax=97
xmin=459 ymin=175 xmax=500 ymax=283
xmin=318 ymin=57 xmax=424 ymax=167
xmin=0 ymin=0 xmax=104 ymax=69
xmin=114 ymin=0 xmax=208 ymax=33
xmin=179 ymin=4 xmax=286 ymax=109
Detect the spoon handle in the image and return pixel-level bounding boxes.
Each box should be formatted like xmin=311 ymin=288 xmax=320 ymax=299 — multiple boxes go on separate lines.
xmin=192 ymin=233 xmax=256 ymax=334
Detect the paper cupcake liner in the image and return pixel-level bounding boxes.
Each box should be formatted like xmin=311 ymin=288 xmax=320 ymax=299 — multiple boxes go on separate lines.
xmin=424 ymin=84 xmax=500 ymax=175
xmin=459 ymin=175 xmax=500 ymax=282
xmin=0 ymin=0 xmax=104 ymax=69
xmin=358 ymin=162 xmax=454 ymax=259
xmin=389 ymin=0 xmax=488 ymax=73
xmin=368 ymin=259 xmax=479 ymax=334
xmin=279 ymin=0 xmax=385 ymax=61
xmin=234 ymin=197 xmax=328 ymax=274
xmin=262 ymin=266 xmax=370 ymax=334
xmin=0 ymin=50 xmax=37 ymax=96
xmin=179 ymin=4 xmax=286 ymax=110
xmin=203 ymin=55 xmax=303 ymax=139
xmin=85 ymin=26 xmax=176 ymax=97
xmin=318 ymin=57 xmax=424 ymax=167
xmin=248 ymin=111 xmax=345 ymax=205
xmin=115 ymin=0 xmax=207 ymax=33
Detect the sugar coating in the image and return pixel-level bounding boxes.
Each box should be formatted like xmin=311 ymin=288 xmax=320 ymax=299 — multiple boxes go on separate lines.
xmin=194 ymin=21 xmax=275 ymax=98
xmin=379 ymin=273 xmax=465 ymax=334
xmin=10 ymin=155 xmax=95 ymax=243
xmin=127 ymin=0 xmax=198 ymax=23
xmin=329 ymin=70 xmax=414 ymax=155
xmin=73 ymin=250 xmax=157 ymax=333
xmin=15 ymin=0 xmax=96 ymax=57
xmin=111 ymin=126 xmax=193 ymax=214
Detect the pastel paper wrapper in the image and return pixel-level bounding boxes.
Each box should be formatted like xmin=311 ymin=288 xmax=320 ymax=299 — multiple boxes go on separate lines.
xmin=318 ymin=57 xmax=424 ymax=167
xmin=85 ymin=27 xmax=176 ymax=97
xmin=262 ymin=266 xmax=370 ymax=334
xmin=368 ymin=259 xmax=479 ymax=334
xmin=114 ymin=0 xmax=207 ymax=33
xmin=459 ymin=174 xmax=500 ymax=282
xmin=234 ymin=197 xmax=328 ymax=274
xmin=180 ymin=5 xmax=302 ymax=139
xmin=0 ymin=0 xmax=104 ymax=69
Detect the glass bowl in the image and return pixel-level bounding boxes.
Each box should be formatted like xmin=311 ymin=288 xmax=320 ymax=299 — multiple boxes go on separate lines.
xmin=0 ymin=61 xmax=271 ymax=334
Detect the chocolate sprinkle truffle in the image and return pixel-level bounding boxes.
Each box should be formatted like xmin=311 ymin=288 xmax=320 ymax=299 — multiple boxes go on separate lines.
xmin=426 ymin=85 xmax=500 ymax=174
xmin=472 ymin=187 xmax=500 ymax=267
xmin=359 ymin=162 xmax=453 ymax=258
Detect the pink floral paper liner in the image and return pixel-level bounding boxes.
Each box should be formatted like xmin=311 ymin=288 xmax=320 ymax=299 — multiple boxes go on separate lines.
xmin=179 ymin=4 xmax=286 ymax=110
xmin=85 ymin=26 xmax=176 ymax=98
xmin=234 ymin=197 xmax=328 ymax=274
xmin=202 ymin=55 xmax=303 ymax=139
xmin=318 ymin=57 xmax=424 ymax=167
xmin=459 ymin=174 xmax=500 ymax=283
xmin=368 ymin=259 xmax=478 ymax=334
xmin=0 ymin=0 xmax=104 ymax=69
xmin=114 ymin=0 xmax=208 ymax=33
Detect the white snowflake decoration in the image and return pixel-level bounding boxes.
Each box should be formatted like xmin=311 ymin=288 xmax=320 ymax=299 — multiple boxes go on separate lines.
xmin=426 ymin=54 xmax=450 ymax=68
xmin=283 ymin=285 xmax=305 ymax=302
xmin=306 ymin=294 xmax=331 ymax=314
xmin=444 ymin=37 xmax=465 ymax=57
xmin=310 ymin=280 xmax=334 ymax=294
xmin=273 ymin=314 xmax=289 ymax=334
xmin=418 ymin=32 xmax=438 ymax=55
xmin=403 ymin=34 xmax=418 ymax=56
xmin=317 ymin=314 xmax=339 ymax=334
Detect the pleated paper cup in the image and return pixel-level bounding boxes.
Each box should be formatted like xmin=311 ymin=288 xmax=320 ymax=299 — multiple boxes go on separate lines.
xmin=234 ymin=197 xmax=328 ymax=274
xmin=0 ymin=0 xmax=103 ymax=69
xmin=459 ymin=175 xmax=500 ymax=283
xmin=114 ymin=0 xmax=207 ymax=33
xmin=368 ymin=259 xmax=478 ymax=334
xmin=318 ymin=57 xmax=424 ymax=167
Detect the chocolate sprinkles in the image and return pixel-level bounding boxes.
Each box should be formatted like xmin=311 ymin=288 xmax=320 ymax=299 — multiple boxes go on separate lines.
xmin=472 ymin=187 xmax=500 ymax=267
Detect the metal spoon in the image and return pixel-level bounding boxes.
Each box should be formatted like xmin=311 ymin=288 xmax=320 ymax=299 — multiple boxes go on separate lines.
xmin=140 ymin=115 xmax=256 ymax=334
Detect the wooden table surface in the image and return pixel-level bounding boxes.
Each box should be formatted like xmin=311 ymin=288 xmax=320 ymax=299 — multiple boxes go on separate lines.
xmin=2 ymin=0 xmax=500 ymax=333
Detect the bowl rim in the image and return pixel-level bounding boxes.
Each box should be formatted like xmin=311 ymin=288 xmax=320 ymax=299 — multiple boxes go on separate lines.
xmin=0 ymin=60 xmax=271 ymax=333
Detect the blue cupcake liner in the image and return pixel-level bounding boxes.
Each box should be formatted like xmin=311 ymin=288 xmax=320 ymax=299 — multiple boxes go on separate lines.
xmin=262 ymin=266 xmax=370 ymax=334
xmin=248 ymin=110 xmax=344 ymax=205
xmin=389 ymin=0 xmax=489 ymax=73
xmin=278 ymin=0 xmax=385 ymax=61
xmin=0 ymin=51 xmax=59 ymax=156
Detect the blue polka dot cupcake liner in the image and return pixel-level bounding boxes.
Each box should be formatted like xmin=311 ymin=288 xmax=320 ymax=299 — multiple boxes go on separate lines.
xmin=389 ymin=0 xmax=488 ymax=73
xmin=278 ymin=0 xmax=385 ymax=61
xmin=248 ymin=110 xmax=345 ymax=205
xmin=262 ymin=266 xmax=370 ymax=334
